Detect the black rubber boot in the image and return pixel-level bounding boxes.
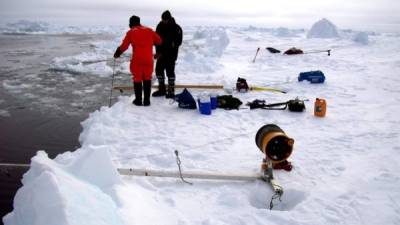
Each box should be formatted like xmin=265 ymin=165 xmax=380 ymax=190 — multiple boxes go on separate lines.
xmin=152 ymin=82 xmax=166 ymax=97
xmin=166 ymin=87 xmax=175 ymax=99
xmin=166 ymin=81 xmax=175 ymax=99
xmin=143 ymin=80 xmax=151 ymax=106
xmin=132 ymin=82 xmax=142 ymax=106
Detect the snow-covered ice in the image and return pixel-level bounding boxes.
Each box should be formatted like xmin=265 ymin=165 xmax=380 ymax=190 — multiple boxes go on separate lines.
xmin=3 ymin=149 xmax=123 ymax=225
xmin=3 ymin=22 xmax=400 ymax=225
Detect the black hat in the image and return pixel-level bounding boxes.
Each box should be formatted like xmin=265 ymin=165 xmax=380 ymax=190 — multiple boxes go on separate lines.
xmin=129 ymin=15 xmax=140 ymax=28
xmin=161 ymin=10 xmax=172 ymax=20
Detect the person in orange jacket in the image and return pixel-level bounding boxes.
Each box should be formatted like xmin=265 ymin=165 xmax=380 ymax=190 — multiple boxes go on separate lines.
xmin=114 ymin=15 xmax=162 ymax=106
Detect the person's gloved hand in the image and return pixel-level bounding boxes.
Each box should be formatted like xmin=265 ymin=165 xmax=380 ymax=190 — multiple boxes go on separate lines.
xmin=114 ymin=47 xmax=122 ymax=58
xmin=154 ymin=53 xmax=161 ymax=59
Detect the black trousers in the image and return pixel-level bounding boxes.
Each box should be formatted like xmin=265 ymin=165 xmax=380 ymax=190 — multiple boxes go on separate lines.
xmin=155 ymin=57 xmax=175 ymax=86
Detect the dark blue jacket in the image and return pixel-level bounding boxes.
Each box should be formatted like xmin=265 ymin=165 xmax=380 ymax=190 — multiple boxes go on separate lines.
xmin=155 ymin=18 xmax=182 ymax=61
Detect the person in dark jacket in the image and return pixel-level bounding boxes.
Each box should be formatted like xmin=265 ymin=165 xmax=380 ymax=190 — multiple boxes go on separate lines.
xmin=152 ymin=10 xmax=183 ymax=98
xmin=114 ymin=15 xmax=161 ymax=106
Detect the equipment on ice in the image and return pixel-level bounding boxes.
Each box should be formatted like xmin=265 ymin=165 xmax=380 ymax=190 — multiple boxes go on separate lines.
xmin=265 ymin=47 xmax=331 ymax=56
xmin=266 ymin=47 xmax=281 ymax=54
xmin=314 ymin=98 xmax=327 ymax=117
xmin=108 ymin=58 xmax=117 ymax=107
xmin=284 ymin=47 xmax=304 ymax=55
xmin=0 ymin=124 xmax=294 ymax=210
xmin=252 ymin=47 xmax=260 ymax=63
xmin=298 ymin=70 xmax=326 ymax=83
xmin=255 ymin=124 xmax=294 ymax=165
xmin=247 ymin=98 xmax=306 ymax=112
xmin=236 ymin=77 xmax=249 ymax=93
xmin=216 ymin=95 xmax=243 ymax=110
xmin=119 ymin=124 xmax=294 ymax=209
xmin=174 ymin=88 xmax=197 ymax=109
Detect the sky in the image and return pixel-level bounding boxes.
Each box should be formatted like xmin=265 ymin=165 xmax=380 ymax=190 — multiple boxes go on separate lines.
xmin=0 ymin=0 xmax=399 ymax=31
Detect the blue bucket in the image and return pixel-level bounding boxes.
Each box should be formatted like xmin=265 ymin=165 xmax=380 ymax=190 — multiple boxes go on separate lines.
xmin=210 ymin=94 xmax=217 ymax=110
xmin=197 ymin=98 xmax=212 ymax=115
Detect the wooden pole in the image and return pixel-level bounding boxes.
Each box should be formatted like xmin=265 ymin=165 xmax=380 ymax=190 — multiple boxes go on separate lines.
xmin=114 ymin=84 xmax=224 ymax=91
xmin=114 ymin=84 xmax=286 ymax=93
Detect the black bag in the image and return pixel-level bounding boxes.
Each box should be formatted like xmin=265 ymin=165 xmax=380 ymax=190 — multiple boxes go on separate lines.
xmin=266 ymin=47 xmax=281 ymax=54
xmin=284 ymin=47 xmax=304 ymax=55
xmin=217 ymin=95 xmax=243 ymax=110
xmin=236 ymin=77 xmax=249 ymax=93
xmin=287 ymin=99 xmax=305 ymax=112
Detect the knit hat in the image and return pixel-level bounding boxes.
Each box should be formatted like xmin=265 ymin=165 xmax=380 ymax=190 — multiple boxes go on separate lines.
xmin=161 ymin=10 xmax=172 ymax=20
xmin=129 ymin=15 xmax=140 ymax=28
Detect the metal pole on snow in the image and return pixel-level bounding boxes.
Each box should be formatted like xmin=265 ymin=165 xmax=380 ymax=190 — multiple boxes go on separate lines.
xmin=109 ymin=58 xmax=116 ymax=107
xmin=252 ymin=47 xmax=260 ymax=63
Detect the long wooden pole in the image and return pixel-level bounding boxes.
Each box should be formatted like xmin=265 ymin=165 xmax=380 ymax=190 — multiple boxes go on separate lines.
xmin=114 ymin=84 xmax=224 ymax=91
xmin=114 ymin=84 xmax=286 ymax=94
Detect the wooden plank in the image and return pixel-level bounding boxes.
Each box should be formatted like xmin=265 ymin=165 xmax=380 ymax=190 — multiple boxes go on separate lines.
xmin=114 ymin=84 xmax=224 ymax=91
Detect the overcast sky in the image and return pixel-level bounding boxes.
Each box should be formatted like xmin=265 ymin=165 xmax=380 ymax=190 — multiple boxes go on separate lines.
xmin=1 ymin=0 xmax=399 ymax=31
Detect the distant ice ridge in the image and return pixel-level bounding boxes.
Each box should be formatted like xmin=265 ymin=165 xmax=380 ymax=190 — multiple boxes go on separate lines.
xmin=0 ymin=20 xmax=123 ymax=35
xmin=1 ymin=20 xmax=49 ymax=33
xmin=307 ymin=18 xmax=340 ymax=39
xmin=274 ymin=27 xmax=301 ymax=37
xmin=3 ymin=147 xmax=123 ymax=225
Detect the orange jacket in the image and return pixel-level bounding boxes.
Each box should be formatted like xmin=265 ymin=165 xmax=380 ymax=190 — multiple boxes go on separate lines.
xmin=119 ymin=25 xmax=162 ymax=68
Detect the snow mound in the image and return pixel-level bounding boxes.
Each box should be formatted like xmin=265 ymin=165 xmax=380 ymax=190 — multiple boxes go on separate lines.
xmin=192 ymin=27 xmax=230 ymax=57
xmin=3 ymin=148 xmax=123 ymax=225
xmin=307 ymin=18 xmax=339 ymax=39
xmin=353 ymin=32 xmax=369 ymax=45
xmin=177 ymin=27 xmax=230 ymax=73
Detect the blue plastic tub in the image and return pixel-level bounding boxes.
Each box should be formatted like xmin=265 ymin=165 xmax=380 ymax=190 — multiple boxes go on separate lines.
xmin=197 ymin=99 xmax=212 ymax=115
xmin=298 ymin=70 xmax=325 ymax=83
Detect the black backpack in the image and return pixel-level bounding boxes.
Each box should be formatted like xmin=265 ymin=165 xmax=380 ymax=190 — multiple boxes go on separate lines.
xmin=217 ymin=95 xmax=243 ymax=110
xmin=174 ymin=88 xmax=197 ymax=109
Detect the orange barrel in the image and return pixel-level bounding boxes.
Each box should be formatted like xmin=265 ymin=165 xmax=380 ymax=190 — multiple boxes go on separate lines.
xmin=314 ymin=98 xmax=327 ymax=117
xmin=255 ymin=124 xmax=294 ymax=163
